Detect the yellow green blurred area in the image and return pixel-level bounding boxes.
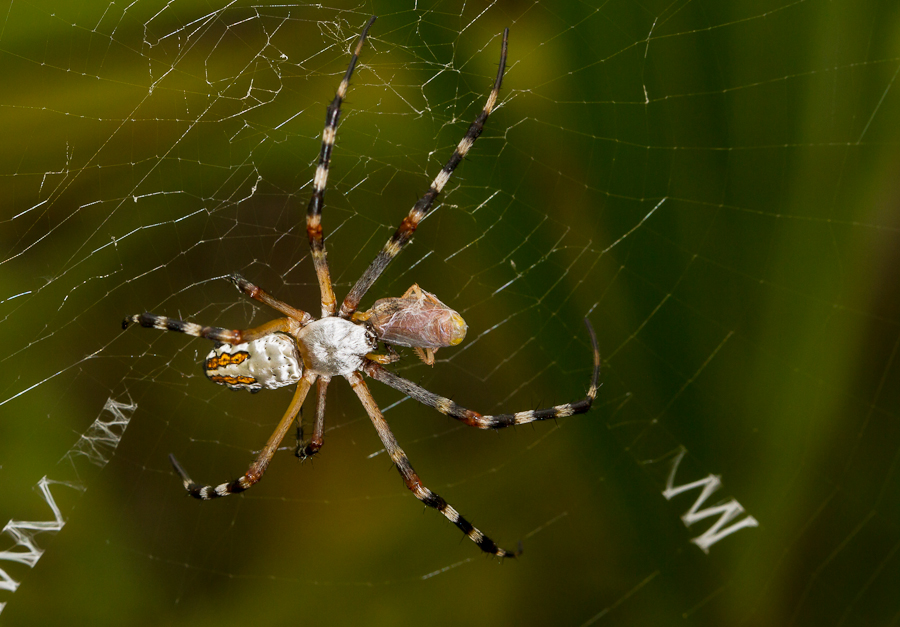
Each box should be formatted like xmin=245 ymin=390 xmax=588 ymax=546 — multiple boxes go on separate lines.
xmin=1 ymin=0 xmax=899 ymax=625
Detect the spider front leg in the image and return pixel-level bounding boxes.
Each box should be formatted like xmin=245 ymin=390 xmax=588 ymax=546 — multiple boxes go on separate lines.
xmin=347 ymin=371 xmax=520 ymax=558
xmin=364 ymin=319 xmax=600 ymax=429
xmin=170 ymin=372 xmax=316 ymax=499
xmin=306 ymin=16 xmax=376 ymax=316
xmin=340 ymin=28 xmax=509 ymax=317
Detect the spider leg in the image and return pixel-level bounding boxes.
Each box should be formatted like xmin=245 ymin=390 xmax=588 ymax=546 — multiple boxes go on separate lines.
xmin=295 ymin=376 xmax=330 ymax=460
xmin=170 ymin=371 xmax=317 ymax=499
xmin=307 ymin=16 xmax=377 ymax=317
xmin=122 ymin=313 xmax=299 ymax=344
xmin=347 ymin=371 xmax=519 ymax=558
xmin=340 ymin=28 xmax=509 ymax=317
xmin=364 ymin=319 xmax=600 ymax=428
xmin=227 ymin=273 xmax=313 ymax=324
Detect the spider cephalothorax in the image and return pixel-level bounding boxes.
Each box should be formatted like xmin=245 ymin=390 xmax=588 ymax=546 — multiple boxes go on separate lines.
xmin=123 ymin=17 xmax=599 ymax=557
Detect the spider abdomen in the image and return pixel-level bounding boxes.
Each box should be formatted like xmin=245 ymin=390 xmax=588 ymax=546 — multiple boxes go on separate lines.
xmin=296 ymin=317 xmax=377 ymax=376
xmin=205 ymin=333 xmax=303 ymax=391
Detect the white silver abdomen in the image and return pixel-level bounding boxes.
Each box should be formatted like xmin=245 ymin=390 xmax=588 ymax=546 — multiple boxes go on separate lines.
xmin=205 ymin=333 xmax=303 ymax=391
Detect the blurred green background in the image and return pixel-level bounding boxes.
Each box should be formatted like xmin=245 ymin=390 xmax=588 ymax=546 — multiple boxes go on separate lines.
xmin=1 ymin=0 xmax=899 ymax=625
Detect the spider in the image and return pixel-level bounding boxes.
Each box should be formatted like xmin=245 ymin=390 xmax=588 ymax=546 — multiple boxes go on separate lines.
xmin=122 ymin=17 xmax=599 ymax=558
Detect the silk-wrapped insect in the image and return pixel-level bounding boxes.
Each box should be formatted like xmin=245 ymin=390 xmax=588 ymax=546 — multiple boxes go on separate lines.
xmin=353 ymin=284 xmax=466 ymax=365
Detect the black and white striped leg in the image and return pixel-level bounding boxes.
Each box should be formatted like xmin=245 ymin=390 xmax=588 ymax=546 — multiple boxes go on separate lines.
xmin=340 ymin=27 xmax=509 ymax=317
xmin=347 ymin=371 xmax=519 ymax=558
xmin=364 ymin=319 xmax=600 ymax=429
xmin=170 ymin=372 xmax=316 ymax=499
xmin=122 ymin=312 xmax=297 ymax=344
xmin=227 ymin=273 xmax=313 ymax=324
xmin=307 ymin=15 xmax=377 ymax=317
xmin=295 ymin=376 xmax=330 ymax=460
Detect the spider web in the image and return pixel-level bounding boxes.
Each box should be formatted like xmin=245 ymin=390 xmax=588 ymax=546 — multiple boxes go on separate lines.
xmin=1 ymin=0 xmax=899 ymax=624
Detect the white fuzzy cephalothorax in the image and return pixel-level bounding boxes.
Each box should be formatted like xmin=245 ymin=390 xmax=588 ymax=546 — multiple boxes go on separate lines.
xmin=295 ymin=317 xmax=377 ymax=376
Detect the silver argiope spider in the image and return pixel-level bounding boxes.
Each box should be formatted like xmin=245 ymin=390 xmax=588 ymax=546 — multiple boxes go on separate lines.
xmin=123 ymin=17 xmax=600 ymax=558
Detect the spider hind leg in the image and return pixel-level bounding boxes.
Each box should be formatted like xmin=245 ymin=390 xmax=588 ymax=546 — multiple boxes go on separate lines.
xmin=169 ymin=374 xmax=315 ymax=499
xmin=123 ymin=312 xmax=299 ymax=344
xmin=122 ymin=313 xmax=241 ymax=343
